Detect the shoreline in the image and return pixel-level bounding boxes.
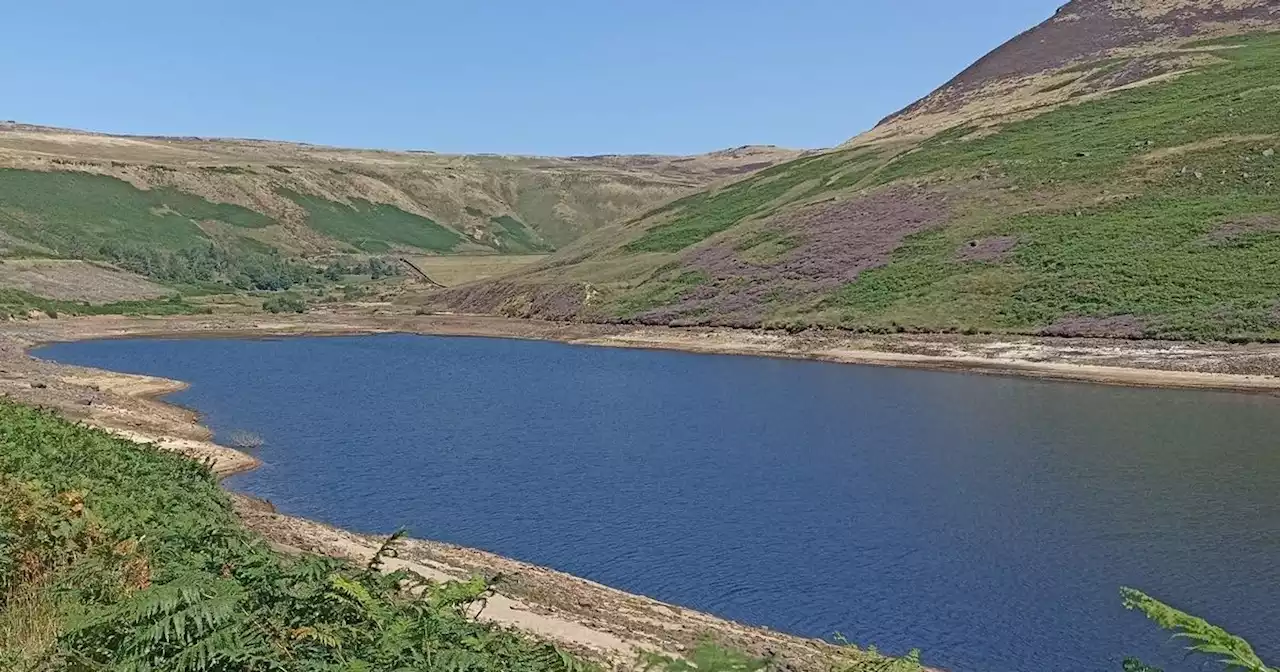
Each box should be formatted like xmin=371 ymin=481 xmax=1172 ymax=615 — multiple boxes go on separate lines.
xmin=16 ymin=311 xmax=1280 ymax=393
xmin=6 ymin=311 xmax=1280 ymax=667
xmin=2 ymin=313 xmax=925 ymax=669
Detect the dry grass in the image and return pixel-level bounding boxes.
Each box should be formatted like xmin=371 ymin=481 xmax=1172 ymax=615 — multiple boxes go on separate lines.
xmin=0 ymin=123 xmax=803 ymax=253
xmin=403 ymin=254 xmax=547 ymax=287
xmin=1110 ymin=0 xmax=1269 ymax=19
xmin=0 ymin=583 xmax=60 ymax=669
xmin=0 ymin=260 xmax=172 ymax=302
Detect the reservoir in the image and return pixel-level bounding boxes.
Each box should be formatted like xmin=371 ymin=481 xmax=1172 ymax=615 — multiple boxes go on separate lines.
xmin=36 ymin=334 xmax=1280 ymax=671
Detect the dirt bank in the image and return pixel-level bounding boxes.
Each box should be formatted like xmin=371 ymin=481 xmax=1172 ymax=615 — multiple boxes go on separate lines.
xmin=4 ymin=310 xmax=1280 ymax=668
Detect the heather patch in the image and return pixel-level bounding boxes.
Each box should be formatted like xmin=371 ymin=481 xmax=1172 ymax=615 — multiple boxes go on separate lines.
xmin=625 ymin=188 xmax=952 ymax=325
xmin=1040 ymin=314 xmax=1147 ymax=338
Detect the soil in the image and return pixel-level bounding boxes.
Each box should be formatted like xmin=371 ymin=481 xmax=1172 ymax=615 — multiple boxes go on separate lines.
xmin=5 ymin=309 xmax=1280 ymax=668
xmin=955 ymin=235 xmax=1019 ymax=262
xmin=1203 ymin=213 xmax=1280 ymax=243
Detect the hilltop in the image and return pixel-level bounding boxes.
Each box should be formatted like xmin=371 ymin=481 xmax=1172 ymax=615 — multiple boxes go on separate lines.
xmin=433 ymin=0 xmax=1280 ymax=341
xmin=0 ymin=122 xmax=801 ymax=258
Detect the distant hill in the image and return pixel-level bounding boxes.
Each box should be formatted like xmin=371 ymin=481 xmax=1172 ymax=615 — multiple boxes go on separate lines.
xmin=435 ymin=0 xmax=1280 ymax=341
xmin=0 ymin=123 xmax=803 ymax=259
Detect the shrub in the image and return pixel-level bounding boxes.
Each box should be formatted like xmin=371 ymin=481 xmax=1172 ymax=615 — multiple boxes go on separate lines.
xmin=261 ymin=293 xmax=307 ymax=314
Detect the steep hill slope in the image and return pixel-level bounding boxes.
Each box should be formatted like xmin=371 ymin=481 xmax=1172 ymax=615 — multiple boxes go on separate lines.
xmin=435 ymin=0 xmax=1280 ymax=341
xmin=0 ymin=123 xmax=802 ymax=259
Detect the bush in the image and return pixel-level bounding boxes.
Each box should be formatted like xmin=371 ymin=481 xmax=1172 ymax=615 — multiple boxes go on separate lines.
xmin=322 ymin=255 xmax=403 ymax=281
xmin=261 ymin=293 xmax=307 ymax=314
xmin=95 ymin=242 xmax=320 ymax=292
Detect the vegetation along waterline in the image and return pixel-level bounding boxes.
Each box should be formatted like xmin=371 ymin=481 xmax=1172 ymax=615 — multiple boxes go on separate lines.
xmin=5 ymin=332 xmax=1274 ymax=665
xmin=0 ymin=399 xmax=928 ymax=671
xmin=20 ymin=330 xmax=1280 ymax=670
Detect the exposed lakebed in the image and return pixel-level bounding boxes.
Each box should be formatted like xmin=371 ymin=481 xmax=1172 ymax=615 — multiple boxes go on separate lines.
xmin=37 ymin=334 xmax=1280 ymax=671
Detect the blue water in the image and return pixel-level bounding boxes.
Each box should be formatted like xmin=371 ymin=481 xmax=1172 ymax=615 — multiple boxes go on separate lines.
xmin=36 ymin=334 xmax=1280 ymax=672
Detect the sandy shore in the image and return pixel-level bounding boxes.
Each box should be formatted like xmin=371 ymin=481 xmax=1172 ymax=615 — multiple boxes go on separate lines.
xmin=5 ymin=309 xmax=1280 ymax=668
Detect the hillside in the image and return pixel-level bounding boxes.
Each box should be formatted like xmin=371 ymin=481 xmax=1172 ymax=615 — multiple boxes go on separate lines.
xmin=433 ymin=0 xmax=1280 ymax=341
xmin=0 ymin=123 xmax=801 ymax=258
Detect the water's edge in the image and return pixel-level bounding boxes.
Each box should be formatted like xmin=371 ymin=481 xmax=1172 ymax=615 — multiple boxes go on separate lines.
xmin=9 ymin=313 xmax=1280 ymax=670
xmin=9 ymin=316 xmax=971 ymax=670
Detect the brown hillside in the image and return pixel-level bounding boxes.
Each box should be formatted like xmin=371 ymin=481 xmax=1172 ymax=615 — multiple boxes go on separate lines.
xmin=0 ymin=123 xmax=803 ymax=254
xmin=860 ymin=0 xmax=1278 ymax=143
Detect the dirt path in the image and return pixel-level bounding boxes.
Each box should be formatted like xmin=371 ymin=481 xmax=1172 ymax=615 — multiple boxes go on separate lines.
xmin=4 ymin=310 xmax=1280 ymax=668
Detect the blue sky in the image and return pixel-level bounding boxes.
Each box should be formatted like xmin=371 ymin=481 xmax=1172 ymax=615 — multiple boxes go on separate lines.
xmin=3 ymin=1 xmax=1063 ymax=155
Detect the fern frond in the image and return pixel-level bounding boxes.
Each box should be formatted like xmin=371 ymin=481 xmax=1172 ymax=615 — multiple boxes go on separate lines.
xmin=1122 ymin=587 xmax=1274 ymax=672
xmin=364 ymin=529 xmax=407 ymax=574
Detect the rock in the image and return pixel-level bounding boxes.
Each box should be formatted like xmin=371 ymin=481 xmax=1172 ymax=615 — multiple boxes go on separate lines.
xmin=30 ymin=382 xmax=47 ymax=389
xmin=1265 ymin=148 xmax=1275 ymax=158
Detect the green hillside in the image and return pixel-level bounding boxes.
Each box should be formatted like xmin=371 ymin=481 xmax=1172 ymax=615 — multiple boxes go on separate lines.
xmin=439 ymin=24 xmax=1280 ymax=341
xmin=0 ymin=128 xmax=800 ymax=261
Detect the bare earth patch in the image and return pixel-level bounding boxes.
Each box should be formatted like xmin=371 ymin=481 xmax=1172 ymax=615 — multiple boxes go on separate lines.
xmin=432 ymin=280 xmax=592 ymax=320
xmin=956 ymin=235 xmax=1019 ymax=262
xmin=1041 ymin=314 xmax=1148 ymax=338
xmin=0 ymin=259 xmax=172 ymax=302
xmin=402 ymin=254 xmax=547 ymax=287
xmin=1202 ymin=213 xmax=1280 ymax=243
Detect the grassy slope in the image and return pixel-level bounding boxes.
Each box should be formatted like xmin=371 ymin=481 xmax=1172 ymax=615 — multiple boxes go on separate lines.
xmin=0 ymin=169 xmax=271 ymax=254
xmin=477 ymin=30 xmax=1280 ymax=341
xmin=0 ymin=129 xmax=801 ymax=259
xmin=281 ymin=189 xmax=466 ymax=253
xmin=0 ymin=135 xmax=796 ymax=315
xmin=824 ymin=32 xmax=1280 ymax=340
xmin=0 ymin=289 xmax=206 ymax=320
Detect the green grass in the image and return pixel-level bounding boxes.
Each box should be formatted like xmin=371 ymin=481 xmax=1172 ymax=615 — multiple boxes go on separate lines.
xmin=825 ymin=186 xmax=1280 ymax=339
xmin=0 ymin=170 xmax=273 ymax=255
xmin=612 ymin=270 xmax=709 ymax=317
xmin=870 ymin=33 xmax=1280 ymax=189
xmin=623 ymin=154 xmax=848 ymax=253
xmin=282 ymin=189 xmax=465 ymax=253
xmin=491 ymin=215 xmax=553 ymax=253
xmin=816 ymin=33 xmax=1280 ymax=340
xmin=0 ymin=289 xmax=207 ymax=320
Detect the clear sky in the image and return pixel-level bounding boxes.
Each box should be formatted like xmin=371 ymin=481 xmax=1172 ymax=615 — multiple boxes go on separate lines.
xmin=3 ymin=1 xmax=1064 ymax=156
